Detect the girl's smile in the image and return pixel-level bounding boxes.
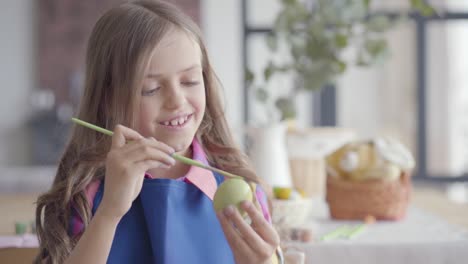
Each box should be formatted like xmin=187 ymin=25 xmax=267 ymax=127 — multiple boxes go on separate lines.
xmin=158 ymin=113 xmax=194 ymax=130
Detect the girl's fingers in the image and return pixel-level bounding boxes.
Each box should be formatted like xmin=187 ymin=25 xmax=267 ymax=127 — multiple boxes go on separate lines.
xmin=122 ymin=137 xmax=174 ymax=155
xmin=127 ymin=144 xmax=176 ymax=167
xmin=112 ymin=125 xmax=143 ymax=148
xmin=136 ymin=160 xmax=172 ymax=172
xmin=217 ymin=208 xmax=252 ymax=255
xmin=225 ymin=204 xmax=268 ymax=253
xmin=241 ymin=201 xmax=280 ymax=246
xmin=146 ymin=137 xmax=175 ymax=154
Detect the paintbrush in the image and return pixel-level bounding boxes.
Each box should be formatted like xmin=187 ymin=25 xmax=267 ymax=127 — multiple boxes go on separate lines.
xmin=71 ymin=117 xmax=242 ymax=179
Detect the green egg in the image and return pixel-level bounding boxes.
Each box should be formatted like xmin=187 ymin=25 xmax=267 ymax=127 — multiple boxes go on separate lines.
xmin=213 ymin=178 xmax=253 ymax=216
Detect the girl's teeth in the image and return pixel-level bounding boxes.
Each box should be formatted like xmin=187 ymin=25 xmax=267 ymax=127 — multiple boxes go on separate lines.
xmin=163 ymin=115 xmax=190 ymax=126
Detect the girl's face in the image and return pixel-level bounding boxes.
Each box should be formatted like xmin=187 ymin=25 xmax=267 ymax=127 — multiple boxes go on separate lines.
xmin=136 ymin=29 xmax=206 ymax=153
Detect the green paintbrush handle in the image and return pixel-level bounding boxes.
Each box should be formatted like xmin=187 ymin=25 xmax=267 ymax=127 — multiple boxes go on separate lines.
xmin=71 ymin=117 xmax=242 ymax=179
xmin=171 ymin=153 xmax=242 ymax=179
xmin=345 ymin=224 xmax=367 ymax=239
xmin=320 ymin=225 xmax=351 ymax=241
xmin=71 ymin=118 xmax=114 ymax=136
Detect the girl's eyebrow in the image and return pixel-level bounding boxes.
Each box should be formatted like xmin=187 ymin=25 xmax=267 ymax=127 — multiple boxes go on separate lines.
xmin=146 ymin=64 xmax=201 ymax=79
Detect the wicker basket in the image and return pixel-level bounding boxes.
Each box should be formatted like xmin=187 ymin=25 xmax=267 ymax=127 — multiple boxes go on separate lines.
xmin=326 ymin=172 xmax=411 ymax=220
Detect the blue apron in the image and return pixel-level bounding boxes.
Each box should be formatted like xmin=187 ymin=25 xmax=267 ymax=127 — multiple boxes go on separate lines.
xmin=92 ymin=173 xmax=235 ymax=264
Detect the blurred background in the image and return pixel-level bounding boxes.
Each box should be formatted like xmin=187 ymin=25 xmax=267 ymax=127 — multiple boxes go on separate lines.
xmin=1 ymin=0 xmax=468 ymax=173
xmin=0 ymin=0 xmax=467 ymax=261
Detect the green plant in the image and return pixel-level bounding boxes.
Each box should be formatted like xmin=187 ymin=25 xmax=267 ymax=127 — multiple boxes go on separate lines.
xmin=246 ymin=0 xmax=434 ymax=121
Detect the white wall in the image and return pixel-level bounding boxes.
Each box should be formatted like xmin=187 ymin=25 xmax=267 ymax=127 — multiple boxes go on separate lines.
xmin=427 ymin=20 xmax=468 ymax=176
xmin=200 ymin=0 xmax=244 ymax=134
xmin=446 ymin=21 xmax=468 ymax=174
xmin=0 ymin=0 xmax=35 ymax=165
xmin=337 ymin=23 xmax=417 ymax=153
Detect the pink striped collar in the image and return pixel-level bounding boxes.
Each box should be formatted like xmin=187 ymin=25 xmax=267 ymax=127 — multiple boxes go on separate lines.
xmin=145 ymin=138 xmax=217 ymax=200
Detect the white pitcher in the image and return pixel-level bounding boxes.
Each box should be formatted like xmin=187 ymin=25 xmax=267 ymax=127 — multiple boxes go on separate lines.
xmin=247 ymin=122 xmax=293 ymax=187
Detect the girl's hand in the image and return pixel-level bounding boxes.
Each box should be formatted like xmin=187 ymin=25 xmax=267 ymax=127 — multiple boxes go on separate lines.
xmin=217 ymin=200 xmax=280 ymax=264
xmin=100 ymin=125 xmax=175 ymax=220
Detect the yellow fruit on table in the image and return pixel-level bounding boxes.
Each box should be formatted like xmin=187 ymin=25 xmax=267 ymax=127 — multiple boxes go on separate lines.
xmin=297 ymin=188 xmax=306 ymax=198
xmin=273 ymin=187 xmax=292 ymax=200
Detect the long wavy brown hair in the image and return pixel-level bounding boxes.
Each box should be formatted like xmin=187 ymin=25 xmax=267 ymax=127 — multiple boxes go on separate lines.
xmin=34 ymin=1 xmax=265 ymax=263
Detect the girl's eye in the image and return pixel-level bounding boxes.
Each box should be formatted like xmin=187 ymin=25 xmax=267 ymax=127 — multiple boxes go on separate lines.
xmin=182 ymin=81 xmax=200 ymax=87
xmin=142 ymin=87 xmax=160 ymax=96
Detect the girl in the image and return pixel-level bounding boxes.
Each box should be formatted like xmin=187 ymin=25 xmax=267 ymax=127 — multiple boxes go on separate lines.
xmin=34 ymin=1 xmax=281 ymax=263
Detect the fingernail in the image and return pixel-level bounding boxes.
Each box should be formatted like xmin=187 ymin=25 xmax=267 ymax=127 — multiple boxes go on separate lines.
xmin=224 ymin=206 xmax=234 ymax=217
xmin=169 ymin=157 xmax=176 ymax=165
xmin=160 ymin=164 xmax=171 ymax=169
xmin=166 ymin=145 xmax=175 ymax=153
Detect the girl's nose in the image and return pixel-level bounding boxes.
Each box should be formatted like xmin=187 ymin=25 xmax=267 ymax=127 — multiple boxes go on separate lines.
xmin=164 ymin=83 xmax=185 ymax=109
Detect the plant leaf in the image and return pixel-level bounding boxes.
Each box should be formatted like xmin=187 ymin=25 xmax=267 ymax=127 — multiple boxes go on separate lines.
xmin=245 ymin=68 xmax=255 ymax=87
xmin=275 ymin=97 xmax=296 ymax=120
xmin=363 ymin=0 xmax=371 ymax=10
xmin=334 ymin=34 xmax=348 ymax=48
xmin=364 ymin=38 xmax=389 ymax=65
xmin=410 ymin=0 xmax=435 ymax=16
xmin=264 ymin=62 xmax=276 ymax=82
xmin=266 ymin=32 xmax=278 ymax=51
xmin=255 ymin=87 xmax=269 ymax=103
xmin=366 ymin=15 xmax=393 ymax=33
